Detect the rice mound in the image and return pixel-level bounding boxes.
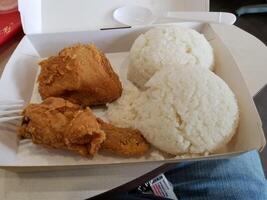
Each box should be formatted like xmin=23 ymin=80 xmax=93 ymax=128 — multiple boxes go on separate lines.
xmin=108 ymin=64 xmax=239 ymax=155
xmin=107 ymin=82 xmax=141 ymax=128
xmin=128 ymin=25 xmax=214 ymax=89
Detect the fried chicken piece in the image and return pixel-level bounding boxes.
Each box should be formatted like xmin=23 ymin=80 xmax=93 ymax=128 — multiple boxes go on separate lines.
xmin=38 ymin=44 xmax=122 ymax=106
xmin=19 ymin=97 xmax=106 ymax=156
xmin=19 ymin=97 xmax=149 ymax=157
xmin=97 ymin=119 xmax=150 ymax=156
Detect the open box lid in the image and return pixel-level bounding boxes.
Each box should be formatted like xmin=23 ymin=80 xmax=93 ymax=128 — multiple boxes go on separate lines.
xmin=17 ymin=0 xmax=236 ymax=34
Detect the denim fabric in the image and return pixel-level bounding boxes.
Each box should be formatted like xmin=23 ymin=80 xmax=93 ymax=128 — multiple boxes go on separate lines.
xmin=165 ymin=150 xmax=267 ymax=200
xmin=92 ymin=150 xmax=267 ymax=200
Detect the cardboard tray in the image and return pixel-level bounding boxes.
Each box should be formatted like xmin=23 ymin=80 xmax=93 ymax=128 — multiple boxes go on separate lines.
xmin=0 ymin=0 xmax=265 ymax=170
xmin=0 ymin=21 xmax=265 ymax=169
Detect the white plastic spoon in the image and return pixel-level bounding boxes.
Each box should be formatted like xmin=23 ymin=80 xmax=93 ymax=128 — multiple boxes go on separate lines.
xmin=113 ymin=5 xmax=236 ymax=26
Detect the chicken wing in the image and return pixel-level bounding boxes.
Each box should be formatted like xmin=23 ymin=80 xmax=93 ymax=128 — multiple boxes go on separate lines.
xmin=38 ymin=44 xmax=122 ymax=106
xmin=19 ymin=97 xmax=106 ymax=156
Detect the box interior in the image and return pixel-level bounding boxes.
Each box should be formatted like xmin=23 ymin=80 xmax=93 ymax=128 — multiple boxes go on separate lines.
xmin=0 ymin=22 xmax=265 ymax=167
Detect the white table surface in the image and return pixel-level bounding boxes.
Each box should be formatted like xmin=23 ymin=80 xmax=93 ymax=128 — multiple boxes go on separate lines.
xmin=0 ymin=23 xmax=266 ymax=200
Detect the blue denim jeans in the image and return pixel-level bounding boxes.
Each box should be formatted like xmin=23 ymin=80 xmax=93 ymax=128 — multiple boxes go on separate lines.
xmin=93 ymin=150 xmax=267 ymax=200
xmin=165 ymin=150 xmax=267 ymax=200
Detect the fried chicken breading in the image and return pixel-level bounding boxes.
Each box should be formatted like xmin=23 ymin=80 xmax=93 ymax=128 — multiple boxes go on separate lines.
xmin=97 ymin=119 xmax=150 ymax=156
xmin=38 ymin=44 xmax=122 ymax=106
xmin=19 ymin=97 xmax=149 ymax=157
xmin=19 ymin=97 xmax=106 ymax=156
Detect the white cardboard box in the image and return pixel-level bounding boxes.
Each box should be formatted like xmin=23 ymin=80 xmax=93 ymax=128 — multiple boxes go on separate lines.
xmin=19 ymin=0 xmax=210 ymax=34
xmin=0 ymin=0 xmax=265 ymax=170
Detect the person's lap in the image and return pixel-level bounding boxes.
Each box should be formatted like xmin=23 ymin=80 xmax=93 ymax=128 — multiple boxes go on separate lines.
xmin=165 ymin=150 xmax=267 ymax=200
xmin=110 ymin=150 xmax=267 ymax=200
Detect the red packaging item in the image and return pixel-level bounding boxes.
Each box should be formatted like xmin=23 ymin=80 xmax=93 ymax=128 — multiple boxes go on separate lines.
xmin=0 ymin=10 xmax=22 ymax=46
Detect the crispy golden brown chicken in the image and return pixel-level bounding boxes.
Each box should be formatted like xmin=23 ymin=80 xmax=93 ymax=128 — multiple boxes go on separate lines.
xmin=19 ymin=97 xmax=149 ymax=157
xmin=38 ymin=44 xmax=122 ymax=106
xmin=97 ymin=119 xmax=150 ymax=156
xmin=19 ymin=97 xmax=106 ymax=156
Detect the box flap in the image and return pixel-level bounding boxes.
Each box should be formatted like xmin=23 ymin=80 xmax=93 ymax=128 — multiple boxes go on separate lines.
xmin=18 ymin=0 xmax=42 ymax=34
xmin=18 ymin=0 xmax=210 ymax=34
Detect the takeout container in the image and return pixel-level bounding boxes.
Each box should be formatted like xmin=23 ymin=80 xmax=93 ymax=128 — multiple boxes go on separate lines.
xmin=0 ymin=0 xmax=265 ymax=171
